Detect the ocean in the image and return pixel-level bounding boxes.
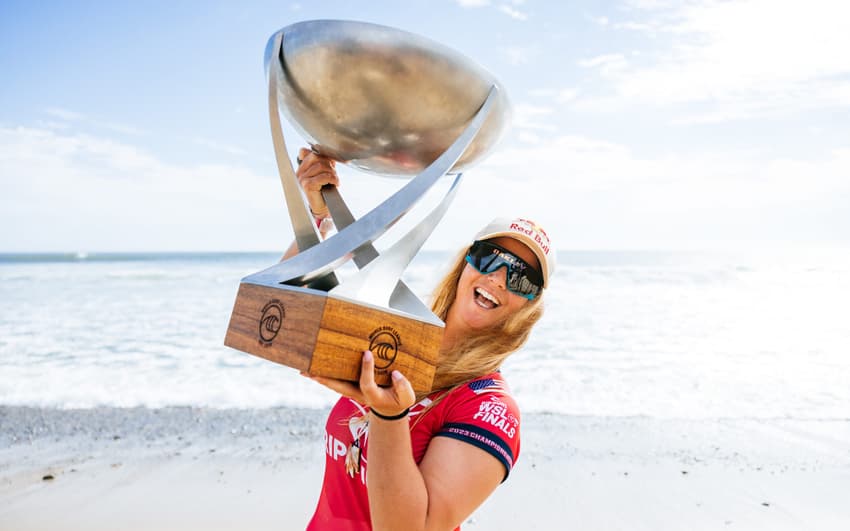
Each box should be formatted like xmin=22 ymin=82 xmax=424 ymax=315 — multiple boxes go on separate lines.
xmin=1 ymin=249 xmax=848 ymax=420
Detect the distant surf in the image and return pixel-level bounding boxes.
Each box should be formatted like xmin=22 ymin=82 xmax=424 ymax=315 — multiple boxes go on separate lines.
xmin=2 ymin=250 xmax=848 ymax=419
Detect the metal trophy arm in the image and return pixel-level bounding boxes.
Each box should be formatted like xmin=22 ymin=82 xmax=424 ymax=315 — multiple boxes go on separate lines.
xmin=321 ymin=184 xmax=431 ymax=319
xmin=245 ymin=84 xmax=499 ymax=289
xmin=331 ymin=172 xmax=463 ymax=324
xmin=321 ymin=186 xmax=379 ymax=267
xmin=267 ymin=31 xmax=323 ymax=256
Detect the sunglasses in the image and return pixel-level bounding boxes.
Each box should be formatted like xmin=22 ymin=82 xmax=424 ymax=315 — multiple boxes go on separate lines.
xmin=465 ymin=240 xmax=543 ymax=300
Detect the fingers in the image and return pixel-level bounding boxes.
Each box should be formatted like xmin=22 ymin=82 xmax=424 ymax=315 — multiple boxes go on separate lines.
xmin=359 ymin=349 xmax=379 ymax=394
xmin=300 ymin=353 xmax=415 ymax=414
xmin=297 ymin=159 xmax=339 ymax=188
xmin=295 ymin=148 xmax=339 ymax=217
xmin=297 ymin=147 xmax=335 ymax=166
xmin=390 ymin=370 xmax=416 ymax=408
xmin=359 ymin=351 xmax=416 ymax=416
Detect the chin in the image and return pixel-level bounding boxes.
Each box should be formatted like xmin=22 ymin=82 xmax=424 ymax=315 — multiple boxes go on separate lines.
xmin=459 ymin=302 xmax=505 ymax=331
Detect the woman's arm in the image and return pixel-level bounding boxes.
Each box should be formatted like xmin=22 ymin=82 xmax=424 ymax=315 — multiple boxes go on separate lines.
xmin=280 ymin=148 xmax=339 ymax=261
xmin=369 ymin=413 xmax=505 ymax=531
xmin=307 ymin=352 xmax=506 ymax=531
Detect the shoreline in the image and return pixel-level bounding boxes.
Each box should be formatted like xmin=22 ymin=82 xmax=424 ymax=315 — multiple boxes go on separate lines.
xmin=2 ymin=406 xmax=849 ymax=530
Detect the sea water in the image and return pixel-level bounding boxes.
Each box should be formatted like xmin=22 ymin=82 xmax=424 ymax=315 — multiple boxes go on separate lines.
xmin=1 ymin=250 xmax=848 ymax=420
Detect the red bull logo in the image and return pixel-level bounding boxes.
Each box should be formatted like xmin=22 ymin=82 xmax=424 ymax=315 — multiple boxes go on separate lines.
xmin=510 ymin=219 xmax=550 ymax=255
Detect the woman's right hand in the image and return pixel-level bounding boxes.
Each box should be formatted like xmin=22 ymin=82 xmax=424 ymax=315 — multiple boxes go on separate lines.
xmin=296 ymin=147 xmax=339 ymax=219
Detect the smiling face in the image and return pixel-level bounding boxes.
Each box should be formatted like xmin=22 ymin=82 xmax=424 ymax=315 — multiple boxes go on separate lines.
xmin=445 ymin=236 xmax=541 ymax=334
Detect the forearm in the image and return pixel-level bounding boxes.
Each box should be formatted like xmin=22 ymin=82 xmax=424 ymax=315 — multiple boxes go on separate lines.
xmin=366 ymin=415 xmax=429 ymax=531
xmin=279 ymin=219 xmax=332 ymax=261
xmin=280 ymin=240 xmax=299 ymax=261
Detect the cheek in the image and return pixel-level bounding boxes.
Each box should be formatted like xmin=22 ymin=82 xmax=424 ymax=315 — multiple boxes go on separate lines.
xmin=504 ymin=294 xmax=529 ymax=314
xmin=457 ymin=264 xmax=478 ymax=290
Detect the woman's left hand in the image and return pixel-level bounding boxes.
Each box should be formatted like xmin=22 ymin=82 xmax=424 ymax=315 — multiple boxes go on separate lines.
xmin=301 ymin=350 xmax=416 ymax=416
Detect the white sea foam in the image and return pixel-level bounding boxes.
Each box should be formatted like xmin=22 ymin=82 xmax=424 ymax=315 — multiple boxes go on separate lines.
xmin=1 ymin=250 xmax=848 ymax=419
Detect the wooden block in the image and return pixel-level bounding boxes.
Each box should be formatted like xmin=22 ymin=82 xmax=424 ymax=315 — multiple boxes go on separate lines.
xmin=224 ymin=282 xmax=324 ymax=371
xmin=225 ymin=282 xmax=443 ymax=394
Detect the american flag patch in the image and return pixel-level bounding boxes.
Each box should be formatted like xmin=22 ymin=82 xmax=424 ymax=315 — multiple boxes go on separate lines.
xmin=468 ymin=378 xmax=507 ymax=395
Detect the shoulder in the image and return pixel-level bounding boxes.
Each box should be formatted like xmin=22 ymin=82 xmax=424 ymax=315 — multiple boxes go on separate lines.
xmin=431 ymin=373 xmax=522 ymax=478
xmin=442 ymin=373 xmax=520 ymax=419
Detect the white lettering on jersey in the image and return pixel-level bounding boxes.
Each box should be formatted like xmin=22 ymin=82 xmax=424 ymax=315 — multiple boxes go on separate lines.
xmin=324 ymin=432 xmax=349 ymax=461
xmin=472 ymin=396 xmax=518 ymax=438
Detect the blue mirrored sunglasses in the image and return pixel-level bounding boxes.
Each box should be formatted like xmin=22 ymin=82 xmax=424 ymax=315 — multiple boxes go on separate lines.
xmin=465 ymin=240 xmax=543 ymax=300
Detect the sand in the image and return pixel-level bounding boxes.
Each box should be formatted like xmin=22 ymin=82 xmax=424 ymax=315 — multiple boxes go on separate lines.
xmin=1 ymin=406 xmax=848 ymax=530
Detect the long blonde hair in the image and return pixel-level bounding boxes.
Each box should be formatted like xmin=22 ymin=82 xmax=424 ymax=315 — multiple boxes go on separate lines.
xmin=425 ymin=244 xmax=545 ymax=395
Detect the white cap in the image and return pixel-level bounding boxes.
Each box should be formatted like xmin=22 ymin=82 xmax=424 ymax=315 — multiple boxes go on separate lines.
xmin=474 ymin=217 xmax=556 ymax=288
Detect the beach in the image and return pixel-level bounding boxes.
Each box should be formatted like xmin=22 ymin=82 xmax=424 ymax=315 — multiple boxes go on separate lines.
xmin=2 ymin=251 xmax=849 ymax=529
xmin=2 ymin=406 xmax=848 ymax=530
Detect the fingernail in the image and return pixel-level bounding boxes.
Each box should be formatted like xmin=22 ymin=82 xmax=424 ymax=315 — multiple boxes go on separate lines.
xmin=363 ymin=350 xmax=373 ymax=362
xmin=391 ymin=370 xmax=403 ymax=381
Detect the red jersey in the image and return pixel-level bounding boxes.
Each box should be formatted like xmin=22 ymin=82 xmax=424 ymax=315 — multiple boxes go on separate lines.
xmin=306 ymin=372 xmax=521 ymax=530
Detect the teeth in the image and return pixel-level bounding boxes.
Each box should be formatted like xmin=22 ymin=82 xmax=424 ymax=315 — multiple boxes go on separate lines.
xmin=475 ymin=287 xmax=499 ymax=306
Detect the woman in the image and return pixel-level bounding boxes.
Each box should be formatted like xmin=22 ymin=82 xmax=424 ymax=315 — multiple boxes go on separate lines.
xmin=292 ymin=148 xmax=555 ymax=531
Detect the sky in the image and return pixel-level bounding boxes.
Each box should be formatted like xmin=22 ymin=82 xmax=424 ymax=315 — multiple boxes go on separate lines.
xmin=1 ymin=0 xmax=849 ymax=253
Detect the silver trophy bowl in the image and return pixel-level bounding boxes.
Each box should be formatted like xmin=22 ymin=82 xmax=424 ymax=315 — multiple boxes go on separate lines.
xmin=265 ymin=19 xmax=510 ymax=176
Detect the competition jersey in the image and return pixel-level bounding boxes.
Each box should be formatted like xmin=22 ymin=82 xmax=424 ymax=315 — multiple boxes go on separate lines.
xmin=306 ymin=372 xmax=521 ymax=531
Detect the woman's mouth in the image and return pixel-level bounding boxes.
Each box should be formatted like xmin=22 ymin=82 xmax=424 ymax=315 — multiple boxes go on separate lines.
xmin=474 ymin=287 xmax=500 ymax=309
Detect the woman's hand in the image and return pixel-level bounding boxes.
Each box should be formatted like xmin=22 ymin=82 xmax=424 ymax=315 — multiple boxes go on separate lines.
xmin=302 ymin=351 xmax=416 ymax=415
xmin=296 ymin=147 xmax=339 ymax=219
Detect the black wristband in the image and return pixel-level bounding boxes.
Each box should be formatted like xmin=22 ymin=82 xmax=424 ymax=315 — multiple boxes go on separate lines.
xmin=370 ymin=407 xmax=410 ymax=421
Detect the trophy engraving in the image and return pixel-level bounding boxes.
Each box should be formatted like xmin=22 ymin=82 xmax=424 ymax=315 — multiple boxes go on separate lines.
xmin=224 ymin=20 xmax=510 ymax=393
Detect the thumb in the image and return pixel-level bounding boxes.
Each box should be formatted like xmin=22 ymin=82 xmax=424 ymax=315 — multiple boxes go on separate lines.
xmin=391 ymin=370 xmax=416 ymax=409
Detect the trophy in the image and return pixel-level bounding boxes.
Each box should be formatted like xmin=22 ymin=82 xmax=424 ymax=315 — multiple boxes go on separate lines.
xmin=224 ymin=20 xmax=510 ymax=394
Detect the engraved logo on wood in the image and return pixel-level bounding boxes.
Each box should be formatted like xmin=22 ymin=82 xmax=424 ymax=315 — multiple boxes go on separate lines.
xmin=369 ymin=326 xmax=401 ymax=369
xmin=259 ymin=300 xmax=285 ymax=345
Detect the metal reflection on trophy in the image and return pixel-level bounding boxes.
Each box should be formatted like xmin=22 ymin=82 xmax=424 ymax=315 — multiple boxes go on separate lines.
xmin=225 ymin=20 xmax=510 ymax=394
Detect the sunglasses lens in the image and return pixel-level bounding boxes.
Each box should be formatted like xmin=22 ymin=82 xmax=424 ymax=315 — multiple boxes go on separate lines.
xmin=466 ymin=241 xmax=542 ymax=299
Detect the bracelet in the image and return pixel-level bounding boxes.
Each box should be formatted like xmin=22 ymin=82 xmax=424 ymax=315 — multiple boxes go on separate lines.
xmin=314 ymin=216 xmax=333 ymax=231
xmin=370 ymin=407 xmax=410 ymax=421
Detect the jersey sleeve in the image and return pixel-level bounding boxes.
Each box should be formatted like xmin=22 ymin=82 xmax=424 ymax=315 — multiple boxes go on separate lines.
xmin=434 ymin=377 xmax=521 ymax=480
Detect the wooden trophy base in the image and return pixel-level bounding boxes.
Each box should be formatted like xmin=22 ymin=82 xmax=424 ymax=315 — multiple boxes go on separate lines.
xmin=224 ymin=282 xmax=443 ymax=394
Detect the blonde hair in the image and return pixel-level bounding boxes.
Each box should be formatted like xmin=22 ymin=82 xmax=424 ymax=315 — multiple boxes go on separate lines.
xmin=423 ymin=244 xmax=545 ymax=396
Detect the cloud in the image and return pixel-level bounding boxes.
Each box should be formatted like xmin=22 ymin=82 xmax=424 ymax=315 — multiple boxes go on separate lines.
xmin=3 ymin=123 xmax=848 ymax=252
xmin=578 ymin=54 xmax=627 ymax=69
xmin=190 ymin=137 xmax=249 ymax=156
xmin=455 ymin=0 xmax=528 ymax=21
xmin=498 ymin=4 xmax=528 ymax=20
xmin=584 ymin=0 xmax=850 ymax=120
xmin=578 ymin=53 xmax=629 ymax=77
xmin=556 ymin=89 xmax=580 ymax=104
xmin=512 ymin=103 xmax=557 ymax=131
xmin=45 ymin=108 xmax=86 ymax=121
xmin=0 ymin=126 xmax=282 ymax=251
xmin=472 ymin=132 xmax=850 ymax=248
xmin=43 ymin=107 xmax=147 ymax=136
xmin=502 ymin=45 xmax=538 ymax=66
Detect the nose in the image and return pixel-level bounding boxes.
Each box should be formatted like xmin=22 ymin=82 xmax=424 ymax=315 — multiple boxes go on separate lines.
xmin=485 ymin=266 xmax=508 ymax=289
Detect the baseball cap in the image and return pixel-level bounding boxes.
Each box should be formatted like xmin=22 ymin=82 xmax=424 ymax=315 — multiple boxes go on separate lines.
xmin=474 ymin=217 xmax=556 ymax=288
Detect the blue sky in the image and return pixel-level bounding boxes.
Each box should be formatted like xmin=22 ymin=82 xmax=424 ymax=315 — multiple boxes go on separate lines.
xmin=2 ymin=0 xmax=849 ymax=252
